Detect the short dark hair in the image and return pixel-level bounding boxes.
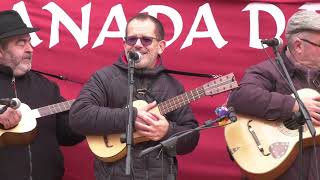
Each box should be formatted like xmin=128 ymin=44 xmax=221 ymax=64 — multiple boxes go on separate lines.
xmin=0 ymin=37 xmax=10 ymax=49
xmin=125 ymin=13 xmax=165 ymax=40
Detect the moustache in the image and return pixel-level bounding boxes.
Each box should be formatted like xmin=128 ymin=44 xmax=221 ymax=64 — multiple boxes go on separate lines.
xmin=23 ymin=54 xmax=32 ymax=60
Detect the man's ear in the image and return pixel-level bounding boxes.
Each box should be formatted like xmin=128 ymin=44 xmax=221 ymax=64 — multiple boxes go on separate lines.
xmin=294 ymin=38 xmax=303 ymax=54
xmin=0 ymin=47 xmax=4 ymax=59
xmin=157 ymin=40 xmax=166 ymax=55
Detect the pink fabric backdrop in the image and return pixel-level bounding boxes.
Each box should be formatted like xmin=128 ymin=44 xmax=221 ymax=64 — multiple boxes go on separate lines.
xmin=0 ymin=1 xmax=318 ymax=179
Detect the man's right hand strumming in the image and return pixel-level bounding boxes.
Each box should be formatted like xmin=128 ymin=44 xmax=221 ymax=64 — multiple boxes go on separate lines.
xmin=0 ymin=108 xmax=21 ymax=129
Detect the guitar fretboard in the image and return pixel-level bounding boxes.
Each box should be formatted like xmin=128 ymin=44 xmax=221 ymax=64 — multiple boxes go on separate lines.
xmin=159 ymin=87 xmax=205 ymax=114
xmin=158 ymin=73 xmax=237 ymax=115
xmin=37 ymin=99 xmax=75 ymax=117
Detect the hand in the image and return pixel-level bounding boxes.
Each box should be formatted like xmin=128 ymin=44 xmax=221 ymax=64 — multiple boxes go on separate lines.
xmin=135 ymin=101 xmax=169 ymax=141
xmin=0 ymin=107 xmax=21 ymax=129
xmin=294 ymin=96 xmax=320 ymax=126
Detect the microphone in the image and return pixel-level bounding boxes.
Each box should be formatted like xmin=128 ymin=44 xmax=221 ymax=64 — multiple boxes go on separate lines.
xmin=227 ymin=107 xmax=237 ymax=122
xmin=0 ymin=98 xmax=21 ymax=109
xmin=128 ymin=51 xmax=142 ymax=63
xmin=215 ymin=106 xmax=229 ymax=117
xmin=214 ymin=106 xmax=237 ymax=122
xmin=261 ymin=37 xmax=283 ymax=49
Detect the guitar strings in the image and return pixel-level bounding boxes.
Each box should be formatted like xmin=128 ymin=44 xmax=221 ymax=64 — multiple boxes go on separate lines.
xmin=159 ymin=79 xmax=235 ymax=114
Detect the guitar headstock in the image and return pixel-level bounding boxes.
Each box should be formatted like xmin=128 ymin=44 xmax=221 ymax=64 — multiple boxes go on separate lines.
xmin=203 ymin=73 xmax=238 ymax=96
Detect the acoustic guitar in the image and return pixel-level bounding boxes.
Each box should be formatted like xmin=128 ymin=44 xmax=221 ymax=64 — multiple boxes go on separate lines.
xmin=225 ymin=88 xmax=320 ymax=180
xmin=87 ymin=73 xmax=238 ymax=162
xmin=0 ymin=100 xmax=74 ymax=146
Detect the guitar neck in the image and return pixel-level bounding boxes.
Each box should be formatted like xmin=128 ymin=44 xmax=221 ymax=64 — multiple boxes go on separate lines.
xmin=33 ymin=99 xmax=75 ymax=118
xmin=158 ymin=87 xmax=205 ymax=115
xmin=158 ymin=73 xmax=238 ymax=115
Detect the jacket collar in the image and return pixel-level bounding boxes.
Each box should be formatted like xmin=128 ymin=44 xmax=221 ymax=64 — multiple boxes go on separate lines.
xmin=0 ymin=64 xmax=13 ymax=76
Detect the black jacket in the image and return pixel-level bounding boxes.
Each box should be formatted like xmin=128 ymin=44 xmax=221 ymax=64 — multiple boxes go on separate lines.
xmin=70 ymin=55 xmax=199 ymax=180
xmin=0 ymin=65 xmax=84 ymax=180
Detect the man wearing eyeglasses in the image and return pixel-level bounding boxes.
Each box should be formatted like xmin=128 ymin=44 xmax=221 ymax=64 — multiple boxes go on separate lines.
xmin=69 ymin=13 xmax=199 ymax=180
xmin=228 ymin=10 xmax=320 ymax=180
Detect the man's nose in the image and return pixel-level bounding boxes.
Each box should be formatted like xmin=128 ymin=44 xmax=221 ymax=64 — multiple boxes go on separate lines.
xmin=25 ymin=42 xmax=33 ymax=52
xmin=134 ymin=38 xmax=144 ymax=47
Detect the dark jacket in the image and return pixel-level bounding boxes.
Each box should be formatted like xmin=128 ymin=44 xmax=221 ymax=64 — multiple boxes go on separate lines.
xmin=228 ymin=47 xmax=320 ymax=180
xmin=69 ymin=55 xmax=199 ymax=180
xmin=0 ymin=65 xmax=84 ymax=180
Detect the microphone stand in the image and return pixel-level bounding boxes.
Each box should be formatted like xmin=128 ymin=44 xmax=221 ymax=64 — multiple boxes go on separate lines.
xmin=138 ymin=115 xmax=232 ymax=158
xmin=138 ymin=115 xmax=232 ymax=180
xmin=125 ymin=58 xmax=135 ymax=175
xmin=272 ymin=46 xmax=316 ymax=180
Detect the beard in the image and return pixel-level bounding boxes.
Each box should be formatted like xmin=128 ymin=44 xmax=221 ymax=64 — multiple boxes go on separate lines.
xmin=14 ymin=58 xmax=32 ymax=76
xmin=3 ymin=53 xmax=32 ymax=76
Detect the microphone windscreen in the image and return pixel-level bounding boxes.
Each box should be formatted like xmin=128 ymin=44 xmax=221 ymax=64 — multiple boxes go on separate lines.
xmin=128 ymin=51 xmax=142 ymax=62
xmin=215 ymin=106 xmax=229 ymax=117
xmin=11 ymin=98 xmax=21 ymax=109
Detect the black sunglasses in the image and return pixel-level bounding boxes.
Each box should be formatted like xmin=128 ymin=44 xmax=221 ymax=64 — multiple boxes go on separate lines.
xmin=125 ymin=36 xmax=159 ymax=46
xmin=300 ymin=38 xmax=320 ymax=48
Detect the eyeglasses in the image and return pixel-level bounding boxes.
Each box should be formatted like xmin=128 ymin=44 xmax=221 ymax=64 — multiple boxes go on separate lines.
xmin=299 ymin=38 xmax=320 ymax=48
xmin=125 ymin=36 xmax=159 ymax=46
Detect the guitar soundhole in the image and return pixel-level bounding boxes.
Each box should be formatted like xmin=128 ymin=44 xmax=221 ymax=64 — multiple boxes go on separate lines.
xmin=104 ymin=136 xmax=113 ymax=148
xmin=277 ymin=120 xmax=307 ymax=137
xmin=283 ymin=119 xmax=300 ymax=130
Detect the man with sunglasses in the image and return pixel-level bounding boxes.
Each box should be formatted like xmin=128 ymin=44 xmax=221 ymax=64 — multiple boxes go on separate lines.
xmin=69 ymin=13 xmax=199 ymax=180
xmin=228 ymin=10 xmax=320 ymax=180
